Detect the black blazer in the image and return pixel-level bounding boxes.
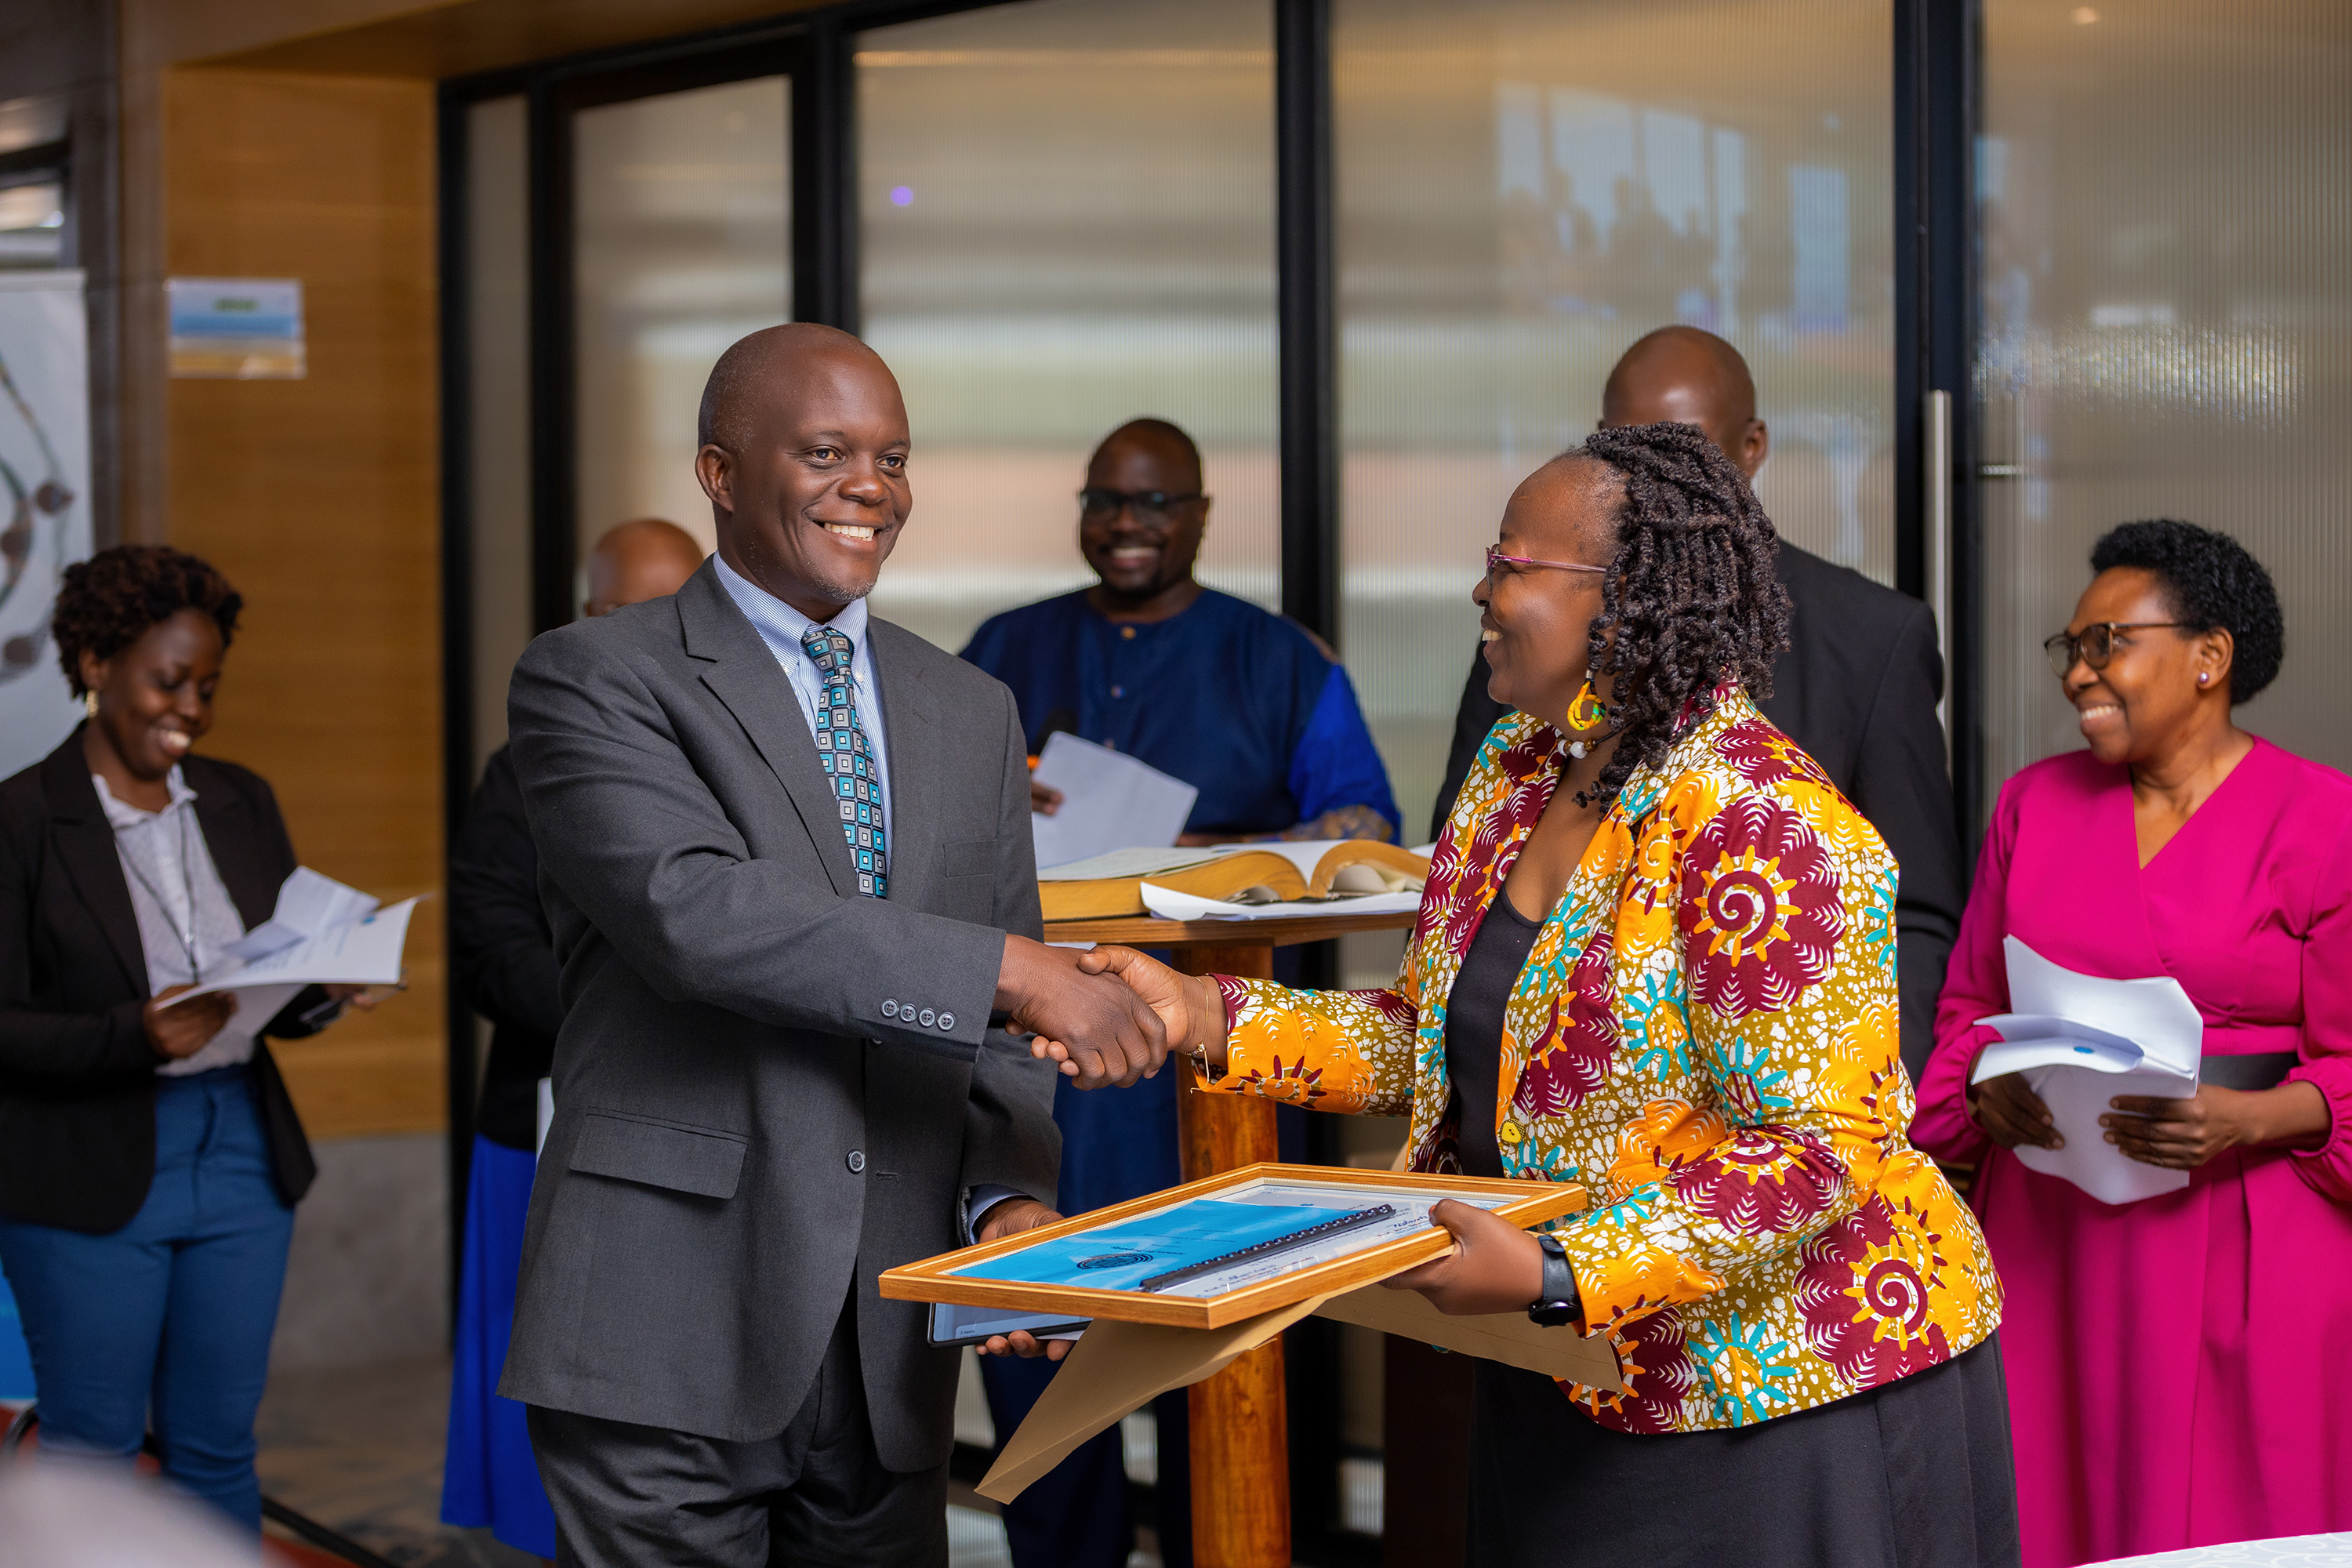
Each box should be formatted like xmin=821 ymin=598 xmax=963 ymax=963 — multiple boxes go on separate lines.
xmin=1432 ymin=540 xmax=1965 ymax=1080
xmin=448 ymin=743 xmax=562 ymax=1151
xmin=0 ymin=729 xmax=322 ymax=1232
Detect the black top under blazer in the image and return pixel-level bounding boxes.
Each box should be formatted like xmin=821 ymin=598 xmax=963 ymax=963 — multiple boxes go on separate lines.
xmin=0 ymin=730 xmax=323 ymax=1232
xmin=1433 ymin=539 xmax=1966 ymax=1080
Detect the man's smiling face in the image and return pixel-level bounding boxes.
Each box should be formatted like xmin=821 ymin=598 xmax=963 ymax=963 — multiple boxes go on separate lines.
xmin=699 ymin=330 xmax=913 ymax=622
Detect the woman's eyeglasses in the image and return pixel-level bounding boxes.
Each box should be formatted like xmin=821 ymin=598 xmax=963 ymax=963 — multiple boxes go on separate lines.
xmin=1485 ymin=546 xmax=1607 ymax=583
xmin=2043 ymin=621 xmax=2188 ymax=678
xmin=1079 ymin=487 xmax=1203 ymax=524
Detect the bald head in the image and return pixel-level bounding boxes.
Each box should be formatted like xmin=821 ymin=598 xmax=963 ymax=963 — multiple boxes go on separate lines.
xmin=586 ymin=517 xmax=705 ymax=617
xmin=1599 ymin=326 xmax=1766 ymax=478
xmin=697 ymin=323 xmax=895 ymax=454
xmin=1090 ymin=418 xmax=1203 ymax=494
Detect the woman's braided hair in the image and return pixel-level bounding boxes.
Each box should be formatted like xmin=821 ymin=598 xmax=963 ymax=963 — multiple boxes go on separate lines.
xmin=1577 ymin=421 xmax=1791 ymax=805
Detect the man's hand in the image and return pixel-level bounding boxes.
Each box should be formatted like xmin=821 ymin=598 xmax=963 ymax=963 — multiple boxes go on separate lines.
xmin=2103 ymin=1080 xmax=2331 ymax=1169
xmin=972 ymin=1199 xmax=1077 ymax=1362
xmin=1029 ymin=780 xmax=1065 ymax=818
xmin=996 ymin=935 xmax=1167 ymax=1089
xmin=143 ymin=985 xmax=235 ymax=1062
xmin=1968 ymin=1070 xmax=2059 ymax=1151
xmin=1068 ymin=946 xmax=1226 ymax=1069
xmin=1379 ymin=1200 xmax=1546 ymax=1316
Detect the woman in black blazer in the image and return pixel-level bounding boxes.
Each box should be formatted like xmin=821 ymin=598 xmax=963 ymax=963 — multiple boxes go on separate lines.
xmin=0 ymin=545 xmax=363 ymax=1530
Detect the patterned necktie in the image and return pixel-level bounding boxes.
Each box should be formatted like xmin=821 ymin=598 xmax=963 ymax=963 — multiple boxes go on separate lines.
xmin=800 ymin=624 xmax=887 ymax=898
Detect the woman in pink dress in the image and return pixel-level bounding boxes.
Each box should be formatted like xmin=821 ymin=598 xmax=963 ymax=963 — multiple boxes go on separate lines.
xmin=1914 ymin=519 xmax=2352 ymax=1566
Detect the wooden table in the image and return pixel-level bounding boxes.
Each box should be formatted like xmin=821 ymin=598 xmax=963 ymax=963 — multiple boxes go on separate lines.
xmin=1044 ymin=909 xmax=1418 ymax=1568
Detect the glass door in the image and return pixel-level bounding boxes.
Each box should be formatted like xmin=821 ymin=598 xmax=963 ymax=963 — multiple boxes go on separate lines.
xmin=1331 ymin=0 xmax=1900 ymax=845
xmin=1976 ymin=0 xmax=2352 ymax=790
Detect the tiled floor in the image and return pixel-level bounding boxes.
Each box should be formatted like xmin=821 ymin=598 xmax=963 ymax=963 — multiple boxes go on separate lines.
xmin=252 ymin=1356 xmax=1039 ymax=1568
xmin=254 ymin=1358 xmax=536 ymax=1568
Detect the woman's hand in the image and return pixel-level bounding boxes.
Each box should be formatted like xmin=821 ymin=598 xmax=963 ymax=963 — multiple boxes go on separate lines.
xmin=323 ymin=982 xmax=380 ymax=1011
xmin=973 ymin=1199 xmax=1077 ymax=1362
xmin=1968 ymin=1070 xmax=2060 ymax=1151
xmin=2103 ymin=1080 xmax=2331 ymax=1169
xmin=1029 ymin=946 xmax=1229 ymax=1077
xmin=1029 ymin=780 xmax=1064 ymax=817
xmin=1379 ymin=1199 xmax=1546 ymax=1317
xmin=143 ymin=985 xmax=235 ymax=1061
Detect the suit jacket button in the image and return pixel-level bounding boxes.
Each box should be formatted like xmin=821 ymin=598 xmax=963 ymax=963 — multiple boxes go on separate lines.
xmin=847 ymin=1150 xmax=866 ymax=1174
xmin=919 ymin=1008 xmax=937 ymax=1026
xmin=938 ymin=1012 xmax=955 ymax=1031
xmin=882 ymin=1000 xmax=899 ymax=1018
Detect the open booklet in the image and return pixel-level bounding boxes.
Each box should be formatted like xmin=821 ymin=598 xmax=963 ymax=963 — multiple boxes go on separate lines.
xmin=1040 ymin=839 xmax=1432 ymax=922
xmin=157 ymin=866 xmax=419 ymax=1013
xmin=1968 ymin=936 xmax=2204 ymax=1204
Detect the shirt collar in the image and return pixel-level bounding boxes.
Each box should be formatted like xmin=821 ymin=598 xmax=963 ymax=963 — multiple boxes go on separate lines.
xmin=92 ymin=765 xmax=197 ymax=831
xmin=713 ymin=553 xmax=870 ymax=663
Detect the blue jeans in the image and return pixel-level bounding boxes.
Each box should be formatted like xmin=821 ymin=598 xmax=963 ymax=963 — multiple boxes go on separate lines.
xmin=0 ymin=1065 xmax=295 ymax=1531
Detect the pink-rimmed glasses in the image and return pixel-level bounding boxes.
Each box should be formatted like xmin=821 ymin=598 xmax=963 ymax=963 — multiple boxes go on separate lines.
xmin=1484 ymin=545 xmax=1608 ymax=583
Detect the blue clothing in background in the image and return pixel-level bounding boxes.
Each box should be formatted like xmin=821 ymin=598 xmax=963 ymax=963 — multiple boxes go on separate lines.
xmin=0 ymin=1067 xmax=293 ymax=1531
xmin=0 ymin=1258 xmax=34 ymax=1400
xmin=441 ymin=1134 xmax=559 ymax=1559
xmin=961 ymin=588 xmax=1399 ymax=839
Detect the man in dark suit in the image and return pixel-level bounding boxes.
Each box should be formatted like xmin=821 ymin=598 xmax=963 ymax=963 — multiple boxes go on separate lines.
xmin=502 ymin=324 xmax=1164 ymax=1566
xmin=439 ymin=517 xmax=705 ymax=1559
xmin=1431 ymin=327 xmax=1962 ymax=1079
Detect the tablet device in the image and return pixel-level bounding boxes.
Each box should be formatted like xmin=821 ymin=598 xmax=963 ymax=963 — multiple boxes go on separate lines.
xmin=926 ymin=1301 xmax=1090 ymax=1349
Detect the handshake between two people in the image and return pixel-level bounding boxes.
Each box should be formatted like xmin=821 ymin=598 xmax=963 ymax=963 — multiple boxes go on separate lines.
xmin=975 ymin=940 xmax=1556 ymax=1363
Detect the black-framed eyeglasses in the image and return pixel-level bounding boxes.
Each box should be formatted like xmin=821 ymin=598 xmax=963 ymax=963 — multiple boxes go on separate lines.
xmin=2043 ymin=621 xmax=2190 ymax=678
xmin=1078 ymin=487 xmax=1203 ymax=524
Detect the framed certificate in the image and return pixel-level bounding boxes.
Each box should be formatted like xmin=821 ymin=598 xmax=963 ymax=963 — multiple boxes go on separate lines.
xmin=880 ymin=1162 xmax=1587 ymax=1330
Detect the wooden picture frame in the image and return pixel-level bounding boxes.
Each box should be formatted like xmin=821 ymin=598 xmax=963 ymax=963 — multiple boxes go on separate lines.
xmin=879 ymin=1161 xmax=1588 ymax=1331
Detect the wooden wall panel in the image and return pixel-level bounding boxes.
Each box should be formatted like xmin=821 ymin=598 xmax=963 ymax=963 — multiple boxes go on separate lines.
xmin=160 ymin=69 xmax=444 ymax=1138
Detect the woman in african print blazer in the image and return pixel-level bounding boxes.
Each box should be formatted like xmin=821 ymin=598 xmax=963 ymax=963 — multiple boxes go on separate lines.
xmin=1061 ymin=422 xmax=2018 ymax=1567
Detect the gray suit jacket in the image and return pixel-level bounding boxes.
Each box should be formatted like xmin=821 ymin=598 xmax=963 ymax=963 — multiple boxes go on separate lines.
xmin=497 ymin=561 xmax=1060 ymax=1467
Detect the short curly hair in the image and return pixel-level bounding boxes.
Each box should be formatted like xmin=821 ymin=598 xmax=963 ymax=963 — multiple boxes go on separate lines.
xmin=55 ymin=545 xmax=244 ymax=696
xmin=2088 ymin=520 xmax=2281 ymax=703
xmin=1576 ymin=421 xmax=1792 ymax=805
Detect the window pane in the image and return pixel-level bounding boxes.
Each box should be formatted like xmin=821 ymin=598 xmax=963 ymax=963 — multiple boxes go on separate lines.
xmin=0 ymin=180 xmax=64 ymax=270
xmin=574 ymin=76 xmax=789 ymax=586
xmin=857 ymin=0 xmax=1277 ymax=655
xmin=1334 ymin=0 xmax=1896 ymax=837
xmin=466 ymin=95 xmax=529 ymax=768
xmin=1978 ymin=1 xmax=2352 ymax=787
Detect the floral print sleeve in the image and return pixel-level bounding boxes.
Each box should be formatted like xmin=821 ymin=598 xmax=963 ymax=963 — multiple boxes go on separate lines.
xmin=1212 ymin=971 xmax=1420 ymax=1116
xmin=1196 ymin=692 xmax=1999 ymax=1435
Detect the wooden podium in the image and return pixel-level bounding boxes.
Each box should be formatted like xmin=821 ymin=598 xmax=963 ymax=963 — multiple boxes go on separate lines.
xmin=1042 ymin=909 xmax=1417 ymax=1568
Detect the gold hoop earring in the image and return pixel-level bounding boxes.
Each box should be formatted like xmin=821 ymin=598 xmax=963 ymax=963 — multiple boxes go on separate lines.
xmin=1564 ymin=677 xmax=1608 ymax=760
xmin=84 ymin=689 xmax=98 ymax=720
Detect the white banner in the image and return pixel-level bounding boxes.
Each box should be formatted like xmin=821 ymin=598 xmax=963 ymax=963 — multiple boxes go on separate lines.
xmin=0 ymin=270 xmax=93 ymax=782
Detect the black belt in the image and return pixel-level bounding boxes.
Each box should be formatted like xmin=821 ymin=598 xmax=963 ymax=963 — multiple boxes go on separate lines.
xmin=2200 ymin=1051 xmax=2299 ymax=1091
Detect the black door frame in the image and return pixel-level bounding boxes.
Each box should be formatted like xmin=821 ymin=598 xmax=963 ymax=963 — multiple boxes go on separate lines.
xmin=435 ymin=2 xmax=1977 ymax=1555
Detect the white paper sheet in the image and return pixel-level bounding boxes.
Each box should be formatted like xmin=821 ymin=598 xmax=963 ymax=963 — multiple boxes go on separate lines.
xmin=1137 ymin=883 xmax=1424 ymax=923
xmin=223 ymin=866 xmax=380 ymax=963
xmin=1029 ymin=734 xmax=1199 ymax=870
xmin=1968 ymin=936 xmax=2204 ymax=1205
xmin=161 ymin=898 xmax=419 ymax=1004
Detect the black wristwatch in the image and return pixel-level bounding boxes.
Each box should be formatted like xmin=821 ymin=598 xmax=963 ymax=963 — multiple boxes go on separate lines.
xmin=1527 ymin=1232 xmax=1580 ymax=1327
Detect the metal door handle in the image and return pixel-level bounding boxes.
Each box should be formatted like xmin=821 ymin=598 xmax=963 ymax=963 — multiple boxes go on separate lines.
xmin=1925 ymin=390 xmax=1953 ymax=761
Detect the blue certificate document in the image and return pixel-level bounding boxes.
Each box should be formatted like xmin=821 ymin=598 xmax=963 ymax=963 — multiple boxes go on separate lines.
xmin=949 ymin=1198 xmax=1364 ymax=1294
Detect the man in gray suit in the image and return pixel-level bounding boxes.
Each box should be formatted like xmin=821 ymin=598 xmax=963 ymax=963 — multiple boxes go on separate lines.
xmin=502 ymin=324 xmax=1165 ymax=1566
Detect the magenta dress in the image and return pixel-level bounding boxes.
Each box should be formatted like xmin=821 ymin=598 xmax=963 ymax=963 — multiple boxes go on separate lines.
xmin=1913 ymin=739 xmax=2352 ymax=1566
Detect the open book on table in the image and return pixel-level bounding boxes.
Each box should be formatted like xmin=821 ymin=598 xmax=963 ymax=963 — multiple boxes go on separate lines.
xmin=1037 ymin=839 xmax=1431 ymax=923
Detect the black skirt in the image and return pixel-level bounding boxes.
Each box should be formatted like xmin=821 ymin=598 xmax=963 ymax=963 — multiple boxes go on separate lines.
xmin=1466 ymin=1334 xmax=2021 ymax=1568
